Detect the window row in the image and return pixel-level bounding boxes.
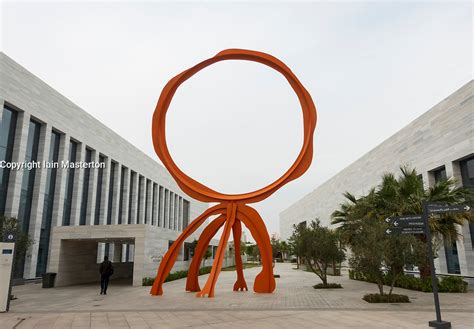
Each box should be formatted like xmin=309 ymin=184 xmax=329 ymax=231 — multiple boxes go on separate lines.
xmin=0 ymin=105 xmax=191 ymax=277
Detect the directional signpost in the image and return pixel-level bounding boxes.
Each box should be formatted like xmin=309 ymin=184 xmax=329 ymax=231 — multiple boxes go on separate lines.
xmin=385 ymin=202 xmax=472 ymax=329
xmin=427 ymin=203 xmax=471 ymax=214
xmin=385 ymin=215 xmax=425 ymax=235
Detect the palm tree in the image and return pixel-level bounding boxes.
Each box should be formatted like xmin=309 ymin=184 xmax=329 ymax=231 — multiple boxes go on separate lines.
xmin=332 ymin=166 xmax=473 ymax=278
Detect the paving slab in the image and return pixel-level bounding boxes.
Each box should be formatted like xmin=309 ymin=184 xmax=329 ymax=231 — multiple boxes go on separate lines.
xmin=1 ymin=263 xmax=472 ymax=328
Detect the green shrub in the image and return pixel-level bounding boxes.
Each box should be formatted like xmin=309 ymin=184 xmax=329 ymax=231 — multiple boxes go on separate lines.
xmin=142 ymin=266 xmax=215 ymax=286
xmin=438 ymin=276 xmax=468 ymax=293
xmin=142 ymin=277 xmax=155 ymax=286
xmin=349 ymin=270 xmax=468 ymax=293
xmin=363 ymin=293 xmax=410 ymax=303
xmin=313 ymin=283 xmax=342 ymax=289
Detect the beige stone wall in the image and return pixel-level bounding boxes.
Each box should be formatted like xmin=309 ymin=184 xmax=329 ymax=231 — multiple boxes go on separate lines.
xmin=280 ymin=80 xmax=474 ymax=276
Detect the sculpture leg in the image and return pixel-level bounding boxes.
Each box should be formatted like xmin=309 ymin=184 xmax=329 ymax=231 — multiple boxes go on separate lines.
xmin=196 ymin=203 xmax=237 ymax=298
xmin=150 ymin=204 xmax=226 ymax=295
xmin=232 ymin=219 xmax=248 ymax=291
xmin=237 ymin=204 xmax=275 ymax=293
xmin=186 ymin=215 xmax=226 ymax=292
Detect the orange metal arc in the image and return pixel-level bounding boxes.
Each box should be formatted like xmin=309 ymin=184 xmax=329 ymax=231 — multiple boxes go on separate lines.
xmin=186 ymin=215 xmax=227 ymax=292
xmin=150 ymin=49 xmax=317 ymax=298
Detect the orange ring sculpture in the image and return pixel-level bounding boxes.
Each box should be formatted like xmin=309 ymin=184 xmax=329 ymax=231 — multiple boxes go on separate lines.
xmin=150 ymin=49 xmax=317 ymax=298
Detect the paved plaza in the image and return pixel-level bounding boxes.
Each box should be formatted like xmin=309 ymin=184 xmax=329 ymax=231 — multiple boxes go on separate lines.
xmin=1 ymin=263 xmax=473 ymax=328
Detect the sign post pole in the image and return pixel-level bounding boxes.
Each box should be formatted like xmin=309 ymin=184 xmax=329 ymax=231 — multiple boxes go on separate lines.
xmin=423 ymin=201 xmax=451 ymax=329
xmin=1 ymin=230 xmax=16 ymax=313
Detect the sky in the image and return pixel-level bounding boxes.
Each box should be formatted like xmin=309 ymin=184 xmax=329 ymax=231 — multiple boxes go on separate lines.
xmin=1 ymin=1 xmax=472 ymax=239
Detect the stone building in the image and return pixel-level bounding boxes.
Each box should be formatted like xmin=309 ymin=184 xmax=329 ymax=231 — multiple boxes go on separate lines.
xmin=280 ymin=80 xmax=473 ymax=277
xmin=0 ymin=52 xmax=215 ymax=286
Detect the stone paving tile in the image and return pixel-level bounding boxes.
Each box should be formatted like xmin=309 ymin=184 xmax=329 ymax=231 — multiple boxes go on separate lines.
xmin=2 ymin=263 xmax=474 ymax=328
xmin=1 ymin=310 xmax=474 ymax=328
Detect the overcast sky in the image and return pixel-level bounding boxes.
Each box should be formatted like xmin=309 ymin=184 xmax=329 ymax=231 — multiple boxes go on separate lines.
xmin=1 ymin=1 xmax=472 ymax=238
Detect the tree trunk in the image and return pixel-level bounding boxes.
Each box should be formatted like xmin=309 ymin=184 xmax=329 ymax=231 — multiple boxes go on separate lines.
xmin=417 ymin=235 xmax=431 ymax=278
xmin=378 ymin=281 xmax=384 ymax=296
xmin=389 ymin=276 xmax=397 ymax=295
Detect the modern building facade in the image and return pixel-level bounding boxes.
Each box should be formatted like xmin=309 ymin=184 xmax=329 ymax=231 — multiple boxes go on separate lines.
xmin=280 ymin=80 xmax=473 ymax=277
xmin=0 ymin=52 xmax=215 ymax=286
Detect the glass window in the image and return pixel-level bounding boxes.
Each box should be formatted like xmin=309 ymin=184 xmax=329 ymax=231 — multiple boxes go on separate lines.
xmin=0 ymin=107 xmax=17 ymax=215
xmin=36 ymin=131 xmax=60 ymax=276
xmin=137 ymin=175 xmax=143 ymax=223
xmin=433 ymin=166 xmax=447 ymax=183
xmin=16 ymin=119 xmax=41 ymax=278
xmin=79 ymin=148 xmax=92 ymax=225
xmin=164 ymin=189 xmax=169 ymax=228
xmin=158 ymin=186 xmax=163 ymax=227
xmin=152 ymin=183 xmax=157 ymax=226
xmin=444 ymin=240 xmax=461 ymax=274
xmin=460 ymin=156 xmax=474 ymax=248
xmin=183 ymin=200 xmax=190 ymax=229
xmin=94 ymin=155 xmax=105 ymax=225
xmin=174 ymin=194 xmax=178 ymax=230
xmin=460 ymin=157 xmax=474 ymax=187
xmin=106 ymin=161 xmax=116 ymax=225
xmin=18 ymin=120 xmax=41 ymax=233
xmin=104 ymin=243 xmax=110 ymax=260
xmin=128 ymin=171 xmax=135 ymax=224
xmin=144 ymin=179 xmax=149 ymax=224
xmin=184 ymin=242 xmax=192 ymax=261
xmin=62 ymin=140 xmax=77 ymax=226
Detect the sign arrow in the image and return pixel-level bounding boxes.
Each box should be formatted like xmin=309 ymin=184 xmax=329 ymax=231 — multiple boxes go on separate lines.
xmin=386 ymin=214 xmax=425 ymax=228
xmin=385 ymin=226 xmax=425 ymax=235
xmin=427 ymin=203 xmax=472 ymax=214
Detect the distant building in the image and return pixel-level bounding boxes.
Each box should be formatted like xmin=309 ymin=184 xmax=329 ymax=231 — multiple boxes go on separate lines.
xmin=0 ymin=52 xmax=216 ymax=286
xmin=280 ymin=81 xmax=473 ymax=277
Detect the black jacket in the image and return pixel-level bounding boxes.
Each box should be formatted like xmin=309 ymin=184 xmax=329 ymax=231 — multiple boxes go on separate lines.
xmin=99 ymin=260 xmax=114 ymax=277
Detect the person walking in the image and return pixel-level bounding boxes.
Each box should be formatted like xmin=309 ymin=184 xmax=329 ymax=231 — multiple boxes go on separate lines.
xmin=99 ymin=256 xmax=114 ymax=295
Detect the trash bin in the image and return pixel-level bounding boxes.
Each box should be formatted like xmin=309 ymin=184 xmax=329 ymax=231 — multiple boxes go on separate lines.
xmin=42 ymin=272 xmax=56 ymax=288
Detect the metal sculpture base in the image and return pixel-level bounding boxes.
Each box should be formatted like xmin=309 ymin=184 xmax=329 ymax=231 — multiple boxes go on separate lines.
xmin=150 ymin=202 xmax=275 ymax=297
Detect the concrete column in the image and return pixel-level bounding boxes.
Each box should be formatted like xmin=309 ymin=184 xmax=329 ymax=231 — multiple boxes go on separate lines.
xmin=130 ymin=172 xmax=139 ymax=224
xmin=152 ymin=183 xmax=158 ymax=226
xmin=120 ymin=167 xmax=130 ymax=224
xmin=178 ymin=197 xmax=183 ymax=232
xmin=138 ymin=176 xmax=145 ymax=224
xmin=121 ymin=244 xmax=127 ymax=262
xmin=70 ymin=143 xmax=85 ymax=226
xmin=24 ymin=123 xmax=51 ymax=279
xmin=132 ymin=238 xmax=144 ymax=286
xmin=97 ymin=243 xmax=106 ymax=263
xmin=4 ymin=111 xmax=31 ymax=218
xmin=110 ymin=163 xmax=120 ymax=225
xmin=164 ymin=189 xmax=169 ymax=229
xmin=86 ymin=150 xmax=99 ymax=225
xmin=52 ymin=133 xmax=70 ymax=227
xmin=169 ymin=192 xmax=174 ymax=230
xmin=145 ymin=179 xmax=152 ymax=225
xmin=99 ymin=157 xmax=110 ymax=225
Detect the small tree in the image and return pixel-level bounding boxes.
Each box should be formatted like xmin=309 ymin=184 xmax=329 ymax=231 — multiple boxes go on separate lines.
xmin=349 ymin=218 xmax=386 ymax=295
xmin=245 ymin=243 xmax=260 ymax=262
xmin=202 ymin=247 xmax=212 ymax=267
xmin=0 ymin=216 xmax=33 ymax=278
xmin=295 ymin=219 xmax=345 ymax=286
xmin=288 ymin=222 xmax=307 ymax=268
